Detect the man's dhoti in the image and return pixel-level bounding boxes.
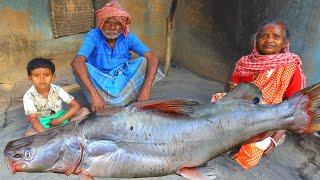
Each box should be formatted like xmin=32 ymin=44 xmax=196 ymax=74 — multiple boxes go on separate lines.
xmin=76 ymin=57 xmax=164 ymax=106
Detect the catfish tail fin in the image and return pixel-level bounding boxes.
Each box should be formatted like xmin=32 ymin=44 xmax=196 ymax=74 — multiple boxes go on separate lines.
xmin=288 ymin=83 xmax=320 ymax=134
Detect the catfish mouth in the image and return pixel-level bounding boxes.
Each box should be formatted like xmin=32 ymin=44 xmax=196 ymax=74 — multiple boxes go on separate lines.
xmin=4 ymin=147 xmax=32 ymax=174
xmin=3 ymin=123 xmax=81 ymax=175
xmin=4 ymin=141 xmax=33 ymax=174
xmin=4 ymin=157 xmax=25 ymax=174
xmin=4 ymin=157 xmax=15 ymax=174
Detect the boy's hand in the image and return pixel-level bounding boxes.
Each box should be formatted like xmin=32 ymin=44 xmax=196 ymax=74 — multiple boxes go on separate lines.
xmin=28 ymin=114 xmax=45 ymax=133
xmin=51 ymin=118 xmax=64 ymax=126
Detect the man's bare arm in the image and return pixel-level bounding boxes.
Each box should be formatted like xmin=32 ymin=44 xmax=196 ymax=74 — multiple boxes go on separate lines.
xmin=71 ymin=55 xmax=107 ymax=112
xmin=138 ymin=51 xmax=159 ymax=101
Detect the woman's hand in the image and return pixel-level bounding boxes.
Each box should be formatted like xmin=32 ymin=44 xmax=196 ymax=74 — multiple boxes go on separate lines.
xmin=264 ymin=130 xmax=286 ymax=155
xmin=264 ymin=140 xmax=276 ymax=155
xmin=225 ymin=82 xmax=237 ymax=92
xmin=211 ymin=93 xmax=227 ymax=102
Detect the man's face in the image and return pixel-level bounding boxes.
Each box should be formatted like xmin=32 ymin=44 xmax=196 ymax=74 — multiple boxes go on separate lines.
xmin=256 ymin=23 xmax=287 ymax=55
xmin=102 ymin=17 xmax=123 ymax=39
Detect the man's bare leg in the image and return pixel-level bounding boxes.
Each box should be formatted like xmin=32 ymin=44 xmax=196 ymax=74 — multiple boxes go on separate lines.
xmin=95 ymin=106 xmax=122 ymax=116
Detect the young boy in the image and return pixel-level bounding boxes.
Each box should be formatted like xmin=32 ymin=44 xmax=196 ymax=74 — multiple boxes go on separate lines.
xmin=23 ymin=58 xmax=90 ymax=136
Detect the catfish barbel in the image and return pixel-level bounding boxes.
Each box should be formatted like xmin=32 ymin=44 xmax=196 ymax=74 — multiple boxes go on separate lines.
xmin=4 ymin=83 xmax=320 ymax=179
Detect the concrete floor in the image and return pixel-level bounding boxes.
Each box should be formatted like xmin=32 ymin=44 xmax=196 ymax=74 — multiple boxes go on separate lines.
xmin=0 ymin=67 xmax=319 ymax=180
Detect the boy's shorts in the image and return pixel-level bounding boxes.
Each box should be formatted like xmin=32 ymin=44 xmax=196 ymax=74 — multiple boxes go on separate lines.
xmin=39 ymin=110 xmax=68 ymax=129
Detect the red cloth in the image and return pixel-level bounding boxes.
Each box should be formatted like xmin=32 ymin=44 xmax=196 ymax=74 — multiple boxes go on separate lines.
xmin=95 ymin=0 xmax=131 ymax=36
xmin=231 ymin=42 xmax=306 ymax=99
xmin=231 ymin=40 xmax=306 ymax=170
xmin=253 ymin=63 xmax=297 ymax=103
xmin=232 ymin=64 xmax=303 ymax=99
xmin=234 ymin=142 xmax=265 ymax=170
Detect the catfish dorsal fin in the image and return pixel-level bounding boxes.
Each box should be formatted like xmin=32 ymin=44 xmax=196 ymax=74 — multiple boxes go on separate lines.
xmin=132 ymin=99 xmax=200 ymax=115
xmin=221 ymin=83 xmax=262 ymax=102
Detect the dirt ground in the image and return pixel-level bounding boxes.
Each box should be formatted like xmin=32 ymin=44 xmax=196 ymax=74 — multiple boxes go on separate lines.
xmin=0 ymin=67 xmax=319 ymax=180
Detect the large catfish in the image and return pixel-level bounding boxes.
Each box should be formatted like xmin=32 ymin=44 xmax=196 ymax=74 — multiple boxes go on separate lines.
xmin=4 ymin=83 xmax=320 ymax=179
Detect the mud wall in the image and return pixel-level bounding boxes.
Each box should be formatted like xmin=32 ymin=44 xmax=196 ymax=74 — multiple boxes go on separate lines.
xmin=173 ymin=0 xmax=239 ymax=82
xmin=2 ymin=0 xmax=320 ymax=92
xmin=173 ymin=0 xmax=320 ymax=85
xmin=0 ymin=0 xmax=170 ymax=93
xmin=117 ymin=0 xmax=171 ymax=61
xmin=0 ymin=0 xmax=85 ymax=93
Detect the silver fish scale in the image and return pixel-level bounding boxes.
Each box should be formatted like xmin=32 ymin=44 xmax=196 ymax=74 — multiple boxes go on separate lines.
xmin=78 ymin=101 xmax=291 ymax=177
xmin=79 ymin=111 xmax=220 ymax=177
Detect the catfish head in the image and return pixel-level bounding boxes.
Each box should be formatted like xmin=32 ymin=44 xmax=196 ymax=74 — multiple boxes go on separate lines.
xmin=4 ymin=122 xmax=83 ymax=175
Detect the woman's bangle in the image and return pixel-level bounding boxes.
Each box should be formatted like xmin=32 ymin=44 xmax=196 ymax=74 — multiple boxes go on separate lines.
xmin=270 ymin=137 xmax=278 ymax=147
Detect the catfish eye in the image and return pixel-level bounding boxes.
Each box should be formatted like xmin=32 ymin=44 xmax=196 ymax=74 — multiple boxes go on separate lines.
xmin=253 ymin=97 xmax=260 ymax=104
xmin=23 ymin=148 xmax=33 ymax=160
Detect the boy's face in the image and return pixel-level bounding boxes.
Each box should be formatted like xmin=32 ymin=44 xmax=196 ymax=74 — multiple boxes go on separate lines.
xmin=28 ymin=68 xmax=55 ymax=91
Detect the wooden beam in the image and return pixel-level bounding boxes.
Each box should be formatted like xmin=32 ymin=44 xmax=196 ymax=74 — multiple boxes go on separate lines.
xmin=62 ymin=83 xmax=80 ymax=93
xmin=164 ymin=0 xmax=178 ymax=75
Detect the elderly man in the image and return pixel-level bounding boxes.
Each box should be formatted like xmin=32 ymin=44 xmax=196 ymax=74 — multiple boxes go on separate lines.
xmin=72 ymin=0 xmax=163 ymax=112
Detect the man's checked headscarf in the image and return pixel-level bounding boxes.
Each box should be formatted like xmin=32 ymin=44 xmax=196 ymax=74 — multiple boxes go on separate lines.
xmin=95 ymin=0 xmax=131 ymax=36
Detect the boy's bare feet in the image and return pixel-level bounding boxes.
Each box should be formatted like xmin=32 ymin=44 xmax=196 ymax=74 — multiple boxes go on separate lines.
xmin=24 ymin=128 xmax=38 ymax=137
xmin=71 ymin=107 xmax=90 ymax=122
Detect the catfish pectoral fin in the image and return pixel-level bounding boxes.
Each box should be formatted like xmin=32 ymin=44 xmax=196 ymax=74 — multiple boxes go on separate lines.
xmin=177 ymin=167 xmax=215 ymax=180
xmin=78 ymin=171 xmax=94 ymax=180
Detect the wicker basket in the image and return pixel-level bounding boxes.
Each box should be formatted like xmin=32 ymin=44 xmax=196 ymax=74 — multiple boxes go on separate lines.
xmin=50 ymin=0 xmax=94 ymax=38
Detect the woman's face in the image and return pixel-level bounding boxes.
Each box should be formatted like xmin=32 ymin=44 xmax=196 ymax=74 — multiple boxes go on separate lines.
xmin=256 ymin=23 xmax=287 ymax=55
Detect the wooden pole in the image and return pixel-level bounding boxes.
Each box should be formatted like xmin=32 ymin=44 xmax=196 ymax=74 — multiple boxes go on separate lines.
xmin=164 ymin=0 xmax=178 ymax=75
xmin=62 ymin=83 xmax=80 ymax=93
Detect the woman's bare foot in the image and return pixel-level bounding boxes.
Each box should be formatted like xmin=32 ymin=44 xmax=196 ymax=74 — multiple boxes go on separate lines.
xmin=71 ymin=107 xmax=90 ymax=122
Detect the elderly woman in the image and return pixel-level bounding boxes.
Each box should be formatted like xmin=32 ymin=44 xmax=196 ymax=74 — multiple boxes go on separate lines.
xmin=72 ymin=0 xmax=163 ymax=113
xmin=213 ymin=19 xmax=306 ymax=169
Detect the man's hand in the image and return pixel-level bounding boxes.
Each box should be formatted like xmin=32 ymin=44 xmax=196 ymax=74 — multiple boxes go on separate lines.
xmin=50 ymin=118 xmax=64 ymax=126
xmin=91 ymin=93 xmax=107 ymax=112
xmin=72 ymin=55 xmax=107 ymax=112
xmin=138 ymin=51 xmax=159 ymax=102
xmin=138 ymin=86 xmax=151 ymax=101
